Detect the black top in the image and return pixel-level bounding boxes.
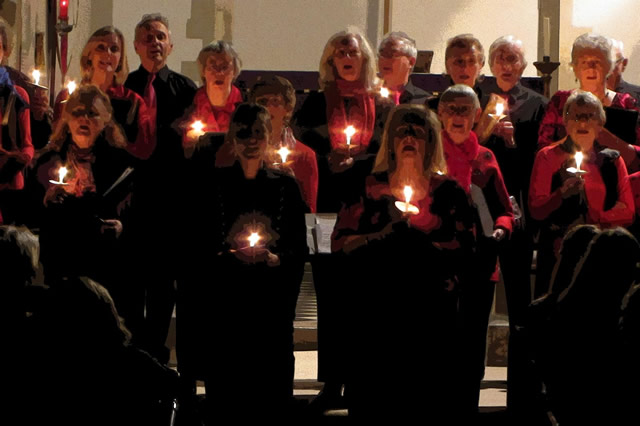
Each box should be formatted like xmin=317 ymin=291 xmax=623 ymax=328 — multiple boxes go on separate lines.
xmin=478 ymin=79 xmax=548 ymax=216
xmin=125 ymin=65 xmax=197 ymax=169
xmin=292 ymin=91 xmax=392 ymax=212
xmin=399 ymin=79 xmax=433 ymax=105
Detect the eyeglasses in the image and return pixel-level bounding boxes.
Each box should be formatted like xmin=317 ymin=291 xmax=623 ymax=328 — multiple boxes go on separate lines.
xmin=255 ymin=96 xmax=286 ymax=108
xmin=440 ymin=103 xmax=475 ymax=117
xmin=334 ymin=48 xmax=361 ymax=59
xmin=566 ymin=112 xmax=599 ymax=123
xmin=494 ymin=53 xmax=521 ymax=66
xmin=576 ymin=59 xmax=604 ymax=70
xmin=206 ymin=62 xmax=234 ymax=74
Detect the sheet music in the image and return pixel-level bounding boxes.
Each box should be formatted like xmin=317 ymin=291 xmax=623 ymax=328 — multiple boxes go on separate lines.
xmin=304 ymin=214 xmax=337 ymax=254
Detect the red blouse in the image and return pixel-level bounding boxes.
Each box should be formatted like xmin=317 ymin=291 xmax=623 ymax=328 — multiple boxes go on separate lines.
xmin=529 ymin=142 xmax=634 ymax=228
xmin=53 ymin=85 xmax=155 ymax=160
xmin=538 ymin=89 xmax=640 ymax=150
xmin=185 ymin=85 xmax=243 ymax=135
xmin=0 ymin=85 xmax=33 ymax=191
xmin=287 ymin=140 xmax=319 ymax=213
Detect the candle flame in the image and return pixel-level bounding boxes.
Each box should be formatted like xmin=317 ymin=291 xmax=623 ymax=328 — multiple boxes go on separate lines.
xmin=191 ymin=120 xmax=205 ymax=133
xmin=58 ymin=167 xmax=68 ymax=183
xmin=248 ymin=232 xmax=261 ymax=248
xmin=495 ymin=102 xmax=504 ymax=116
xmin=32 ymin=70 xmax=41 ymax=85
xmin=344 ymin=125 xmax=356 ymax=145
xmin=575 ymin=151 xmax=583 ymax=170
xmin=380 ymin=87 xmax=390 ymax=98
xmin=403 ymin=185 xmax=413 ymax=204
xmin=67 ymin=80 xmax=77 ymax=95
xmin=277 ymin=146 xmax=290 ymax=163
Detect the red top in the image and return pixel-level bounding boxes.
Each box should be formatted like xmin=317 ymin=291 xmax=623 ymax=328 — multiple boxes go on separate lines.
xmin=538 ymin=89 xmax=640 ymax=150
xmin=442 ymin=131 xmax=514 ymax=234
xmin=629 ymin=171 xmax=640 ymax=220
xmin=287 ymin=140 xmax=319 ymax=213
xmin=529 ymin=142 xmax=634 ymax=228
xmin=185 ymin=85 xmax=243 ymax=135
xmin=53 ymin=85 xmax=155 ymax=160
xmin=0 ymin=85 xmax=33 ymax=191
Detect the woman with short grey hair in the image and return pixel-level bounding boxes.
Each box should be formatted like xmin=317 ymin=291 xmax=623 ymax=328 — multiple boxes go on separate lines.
xmin=538 ymin=33 xmax=640 ymax=173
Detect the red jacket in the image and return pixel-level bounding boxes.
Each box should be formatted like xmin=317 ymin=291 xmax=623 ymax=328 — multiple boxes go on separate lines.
xmin=0 ymin=85 xmax=33 ymax=191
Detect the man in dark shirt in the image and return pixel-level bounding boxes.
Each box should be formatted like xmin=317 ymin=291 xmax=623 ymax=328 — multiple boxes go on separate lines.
xmin=377 ymin=31 xmax=431 ymax=105
xmin=607 ymin=38 xmax=640 ymax=106
xmin=124 ymin=13 xmax=197 ymax=368
xmin=478 ymin=35 xmax=548 ymax=420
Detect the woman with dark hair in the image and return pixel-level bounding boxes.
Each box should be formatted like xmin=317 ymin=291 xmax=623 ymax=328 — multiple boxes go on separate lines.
xmin=35 ymin=86 xmax=131 ymax=306
xmin=250 ymin=75 xmax=318 ymax=212
xmin=52 ymin=26 xmax=154 ymax=161
xmin=331 ymin=104 xmax=474 ymax=422
xmin=182 ymin=103 xmax=307 ymax=420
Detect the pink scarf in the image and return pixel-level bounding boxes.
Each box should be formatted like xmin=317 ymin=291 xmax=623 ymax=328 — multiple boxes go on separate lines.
xmin=442 ymin=131 xmax=479 ymax=193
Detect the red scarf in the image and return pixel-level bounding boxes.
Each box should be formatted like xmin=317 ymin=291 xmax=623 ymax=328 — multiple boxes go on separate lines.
xmin=442 ymin=130 xmax=479 ymax=194
xmin=212 ymin=85 xmax=243 ymax=132
xmin=325 ymin=80 xmax=376 ymax=150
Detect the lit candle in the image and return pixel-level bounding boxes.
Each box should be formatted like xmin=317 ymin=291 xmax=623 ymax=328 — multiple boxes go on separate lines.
xmin=394 ymin=185 xmax=420 ymax=215
xmin=32 ymin=70 xmax=41 ymax=86
xmin=188 ymin=120 xmax=206 ymax=140
xmin=49 ymin=166 xmax=69 ymax=185
xmin=575 ymin=151 xmax=583 ymax=171
xmin=344 ymin=125 xmax=356 ymax=147
xmin=566 ymin=151 xmax=587 ymax=177
xmin=248 ymin=232 xmax=261 ymax=248
xmin=403 ymin=185 xmax=413 ymax=212
xmin=380 ymin=87 xmax=390 ymax=98
xmin=59 ymin=0 xmax=69 ymax=19
xmin=495 ymin=102 xmax=504 ymax=117
xmin=67 ymin=80 xmax=77 ymax=95
xmin=276 ymin=146 xmax=290 ymax=164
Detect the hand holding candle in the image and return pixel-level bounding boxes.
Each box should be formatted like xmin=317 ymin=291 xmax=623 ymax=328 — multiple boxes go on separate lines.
xmin=186 ymin=120 xmax=206 ymax=143
xmin=276 ymin=146 xmax=291 ymax=164
xmin=380 ymin=87 xmax=390 ymax=98
xmin=248 ymin=232 xmax=261 ymax=248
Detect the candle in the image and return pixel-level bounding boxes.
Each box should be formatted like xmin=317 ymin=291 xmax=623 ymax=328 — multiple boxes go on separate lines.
xmin=543 ymin=17 xmax=551 ymax=57
xmin=403 ymin=185 xmax=413 ymax=211
xmin=380 ymin=87 xmax=390 ymax=98
xmin=276 ymin=146 xmax=290 ymax=163
xmin=575 ymin=151 xmax=583 ymax=170
xmin=59 ymin=0 xmax=69 ymax=19
xmin=49 ymin=166 xmax=69 ymax=185
xmin=67 ymin=80 xmax=77 ymax=95
xmin=188 ymin=120 xmax=206 ymax=140
xmin=344 ymin=125 xmax=356 ymax=146
xmin=495 ymin=102 xmax=504 ymax=117
xmin=32 ymin=70 xmax=41 ymax=86
xmin=248 ymin=232 xmax=261 ymax=248
xmin=394 ymin=185 xmax=420 ymax=215
xmin=566 ymin=151 xmax=587 ymax=177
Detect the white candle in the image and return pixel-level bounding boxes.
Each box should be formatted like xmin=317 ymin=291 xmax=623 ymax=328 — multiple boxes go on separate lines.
xmin=32 ymin=69 xmax=41 ymax=86
xmin=58 ymin=167 xmax=68 ymax=183
xmin=543 ymin=17 xmax=551 ymax=57
xmin=403 ymin=185 xmax=413 ymax=211
xmin=575 ymin=151 xmax=583 ymax=171
xmin=495 ymin=102 xmax=504 ymax=117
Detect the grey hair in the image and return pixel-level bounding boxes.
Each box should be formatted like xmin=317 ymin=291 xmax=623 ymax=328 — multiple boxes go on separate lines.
xmin=489 ymin=35 xmax=527 ymax=70
xmin=439 ymin=84 xmax=481 ymax=110
xmin=378 ymin=31 xmax=418 ymax=60
xmin=197 ymin=41 xmax=242 ymax=84
xmin=318 ymin=26 xmax=379 ymax=91
xmin=571 ymin=33 xmax=614 ymax=74
xmin=445 ymin=34 xmax=485 ymax=65
xmin=610 ymin=38 xmax=625 ymax=60
xmin=562 ymin=90 xmax=606 ymax=125
xmin=135 ymin=13 xmax=171 ymax=42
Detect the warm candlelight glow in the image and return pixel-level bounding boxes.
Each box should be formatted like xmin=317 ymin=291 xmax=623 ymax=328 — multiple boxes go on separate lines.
xmin=248 ymin=232 xmax=261 ymax=248
xmin=403 ymin=185 xmax=413 ymax=204
xmin=575 ymin=151 xmax=583 ymax=171
xmin=58 ymin=167 xmax=68 ymax=183
xmin=67 ymin=80 xmax=77 ymax=95
xmin=344 ymin=125 xmax=356 ymax=146
xmin=32 ymin=70 xmax=41 ymax=86
xmin=380 ymin=87 xmax=390 ymax=98
xmin=277 ymin=146 xmax=290 ymax=163
xmin=191 ymin=120 xmax=205 ymax=133
xmin=495 ymin=102 xmax=504 ymax=117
